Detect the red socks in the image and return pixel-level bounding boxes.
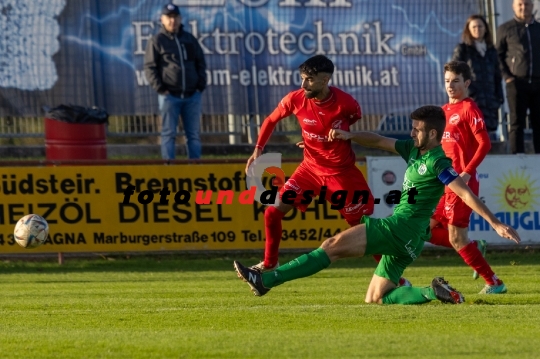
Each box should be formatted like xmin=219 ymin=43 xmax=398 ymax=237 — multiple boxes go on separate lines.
xmin=264 ymin=206 xmax=286 ymax=268
xmin=458 ymin=241 xmax=500 ymax=285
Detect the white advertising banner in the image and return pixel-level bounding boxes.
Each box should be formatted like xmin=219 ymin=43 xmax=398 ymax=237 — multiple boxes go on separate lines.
xmin=367 ymin=155 xmax=540 ymax=245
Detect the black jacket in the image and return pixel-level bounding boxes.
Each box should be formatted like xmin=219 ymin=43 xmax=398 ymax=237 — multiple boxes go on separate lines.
xmin=496 ymin=18 xmax=540 ymax=81
xmin=452 ymin=43 xmax=503 ymax=130
xmin=144 ymin=25 xmax=207 ymax=97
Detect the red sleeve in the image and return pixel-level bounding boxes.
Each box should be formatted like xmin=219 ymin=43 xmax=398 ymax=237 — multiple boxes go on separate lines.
xmin=256 ymin=94 xmax=293 ymax=149
xmin=347 ymin=98 xmax=362 ymax=126
xmin=464 ymin=107 xmax=491 ymax=174
xmin=464 ymin=130 xmax=490 ymax=174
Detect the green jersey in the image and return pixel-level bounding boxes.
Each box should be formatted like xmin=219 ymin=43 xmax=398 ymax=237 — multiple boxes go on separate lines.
xmin=393 ymin=139 xmax=454 ymax=237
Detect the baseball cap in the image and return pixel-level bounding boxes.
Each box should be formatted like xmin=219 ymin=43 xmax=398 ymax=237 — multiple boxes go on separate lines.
xmin=162 ymin=3 xmax=180 ymax=16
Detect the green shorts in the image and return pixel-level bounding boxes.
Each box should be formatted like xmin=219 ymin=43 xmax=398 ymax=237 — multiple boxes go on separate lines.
xmin=362 ymin=215 xmax=427 ymax=284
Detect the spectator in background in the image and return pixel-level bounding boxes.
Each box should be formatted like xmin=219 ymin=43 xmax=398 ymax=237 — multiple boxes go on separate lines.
xmin=496 ymin=0 xmax=540 ymax=154
xmin=452 ymin=15 xmax=503 ymax=136
xmin=144 ymin=3 xmax=207 ymax=160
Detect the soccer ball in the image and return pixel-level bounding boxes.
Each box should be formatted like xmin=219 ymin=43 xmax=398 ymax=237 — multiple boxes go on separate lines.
xmin=14 ymin=214 xmax=49 ymax=249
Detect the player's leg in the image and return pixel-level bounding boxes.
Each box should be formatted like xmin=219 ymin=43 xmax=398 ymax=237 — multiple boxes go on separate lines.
xmin=364 ymin=224 xmax=431 ymax=304
xmin=234 ymin=222 xmax=368 ymax=296
xmin=528 ymin=82 xmax=540 ymax=153
xmin=445 ymin=179 xmax=506 ymax=292
xmin=506 ymin=78 xmax=527 ymax=154
xmin=429 ymin=194 xmax=453 ymax=248
xmin=448 ymin=224 xmax=506 ymax=293
xmin=366 ymin=246 xmax=464 ymax=305
xmin=179 ymin=91 xmax=202 ymax=159
xmin=370 ymin=272 xmax=457 ymax=305
xmin=324 ymin=165 xmax=374 ymax=226
xmin=158 ymin=94 xmax=181 ymax=160
xmin=253 ymin=201 xmax=293 ymax=271
xmin=323 ymin=166 xmax=413 ymax=285
xmin=254 ymin=164 xmax=319 ymax=271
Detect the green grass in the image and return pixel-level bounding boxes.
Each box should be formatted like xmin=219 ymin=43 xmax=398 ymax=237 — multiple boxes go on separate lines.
xmin=0 ymin=251 xmax=539 ymax=358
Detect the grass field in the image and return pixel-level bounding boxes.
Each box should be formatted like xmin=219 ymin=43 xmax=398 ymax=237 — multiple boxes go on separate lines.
xmin=1 ymin=250 xmax=539 ymax=359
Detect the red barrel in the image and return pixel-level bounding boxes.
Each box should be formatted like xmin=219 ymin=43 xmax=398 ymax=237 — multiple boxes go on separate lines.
xmin=45 ymin=118 xmax=107 ymax=160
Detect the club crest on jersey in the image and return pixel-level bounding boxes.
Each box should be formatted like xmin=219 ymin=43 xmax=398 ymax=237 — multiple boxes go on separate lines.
xmin=331 ymin=120 xmax=343 ymax=129
xmin=303 ymin=118 xmax=317 ymax=126
xmin=418 ymin=163 xmax=427 ymax=175
xmin=449 ymin=114 xmax=460 ymax=125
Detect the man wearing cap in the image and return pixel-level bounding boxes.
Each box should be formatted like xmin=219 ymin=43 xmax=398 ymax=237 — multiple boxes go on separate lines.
xmin=144 ymin=3 xmax=207 ymax=160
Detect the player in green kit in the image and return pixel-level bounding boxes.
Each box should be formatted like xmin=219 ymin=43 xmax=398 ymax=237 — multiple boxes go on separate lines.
xmin=234 ymin=105 xmax=521 ymax=305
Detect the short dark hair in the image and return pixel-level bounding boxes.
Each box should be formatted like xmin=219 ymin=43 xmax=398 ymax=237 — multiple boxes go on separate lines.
xmin=444 ymin=60 xmax=471 ymax=82
xmin=410 ymin=105 xmax=446 ymax=142
xmin=462 ymin=15 xmax=493 ymax=47
xmin=299 ymin=55 xmax=334 ymax=76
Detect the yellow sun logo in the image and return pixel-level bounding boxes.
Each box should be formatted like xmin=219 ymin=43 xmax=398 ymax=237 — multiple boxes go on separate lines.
xmin=495 ymin=169 xmax=540 ymax=211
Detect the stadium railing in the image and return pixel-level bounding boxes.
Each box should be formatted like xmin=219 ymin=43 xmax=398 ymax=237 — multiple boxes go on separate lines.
xmin=0 ymin=113 xmax=524 ymax=145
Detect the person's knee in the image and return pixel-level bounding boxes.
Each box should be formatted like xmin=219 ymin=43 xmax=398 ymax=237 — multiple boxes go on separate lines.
xmin=320 ymin=236 xmax=338 ymax=251
xmin=364 ymin=292 xmax=383 ymax=304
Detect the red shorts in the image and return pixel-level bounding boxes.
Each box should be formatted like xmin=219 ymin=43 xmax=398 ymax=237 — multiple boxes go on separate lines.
xmin=279 ymin=163 xmax=374 ymax=226
xmin=432 ymin=174 xmax=480 ymax=228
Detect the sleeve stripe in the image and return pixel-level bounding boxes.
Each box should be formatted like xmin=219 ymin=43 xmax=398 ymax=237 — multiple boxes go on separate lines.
xmin=438 ymin=167 xmax=459 ymax=185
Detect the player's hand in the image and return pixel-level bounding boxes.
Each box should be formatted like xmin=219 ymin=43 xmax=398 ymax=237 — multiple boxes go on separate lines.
xmin=460 ymin=172 xmax=471 ymax=184
xmin=296 ymin=141 xmax=305 ymax=148
xmin=493 ymin=222 xmax=521 ymax=244
xmin=245 ymin=147 xmax=263 ymax=175
xmin=329 ymin=128 xmax=352 ymax=141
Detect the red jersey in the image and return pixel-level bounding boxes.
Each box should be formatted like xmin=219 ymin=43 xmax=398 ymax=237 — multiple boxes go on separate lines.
xmin=441 ymin=98 xmax=491 ymax=181
xmin=257 ymin=87 xmax=361 ymax=175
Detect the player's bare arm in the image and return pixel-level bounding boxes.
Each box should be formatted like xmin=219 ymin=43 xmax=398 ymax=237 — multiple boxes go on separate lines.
xmin=447 ymin=176 xmax=521 ymax=244
xmin=329 ymin=129 xmax=398 ymax=154
xmin=245 ymin=146 xmax=263 ymax=174
xmin=460 ymin=172 xmax=471 ymax=183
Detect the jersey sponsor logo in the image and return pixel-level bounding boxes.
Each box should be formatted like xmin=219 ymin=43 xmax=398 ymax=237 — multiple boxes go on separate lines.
xmin=473 ymin=117 xmax=484 ymax=125
xmin=303 ymin=118 xmax=317 ymax=126
xmin=331 ymin=119 xmax=343 ymax=129
xmin=284 ymin=179 xmax=302 ymax=194
xmin=418 ymin=163 xmax=427 ymax=175
xmin=442 ymin=131 xmax=458 ymax=142
xmin=404 ymin=240 xmax=418 ymax=260
xmin=449 ymin=113 xmax=460 ymax=125
xmin=343 ymin=202 xmax=364 ymax=214
xmin=303 ymin=129 xmax=329 ymax=142
xmin=402 ymin=177 xmax=415 ymax=192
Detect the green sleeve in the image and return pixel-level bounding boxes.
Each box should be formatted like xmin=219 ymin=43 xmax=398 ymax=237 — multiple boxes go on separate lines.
xmin=432 ymin=156 xmax=454 ymax=176
xmin=394 ymin=139 xmax=414 ymax=162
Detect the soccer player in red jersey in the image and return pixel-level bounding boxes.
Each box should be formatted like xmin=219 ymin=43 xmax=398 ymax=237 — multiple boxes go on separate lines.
xmin=245 ymin=55 xmax=374 ymax=272
xmin=429 ymin=60 xmax=507 ymax=294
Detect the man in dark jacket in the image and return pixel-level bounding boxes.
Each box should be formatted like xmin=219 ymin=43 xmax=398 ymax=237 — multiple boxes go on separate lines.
xmin=496 ymin=0 xmax=540 ymax=154
xmin=144 ymin=3 xmax=207 ymax=159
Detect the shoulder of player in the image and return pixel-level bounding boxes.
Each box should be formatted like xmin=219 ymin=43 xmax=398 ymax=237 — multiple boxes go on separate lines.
xmin=281 ymin=89 xmax=304 ymax=104
xmin=462 ymin=99 xmax=483 ymax=117
xmin=329 ymin=86 xmax=359 ymax=108
xmin=330 ymin=86 xmax=354 ymax=99
xmin=425 ymin=146 xmax=450 ymax=166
